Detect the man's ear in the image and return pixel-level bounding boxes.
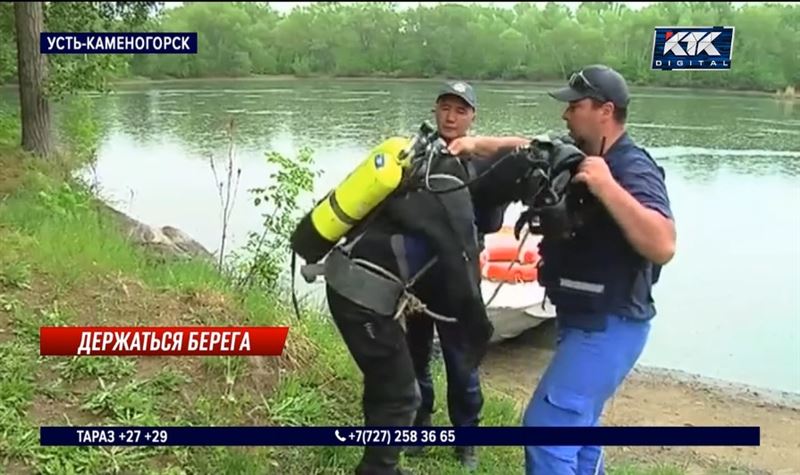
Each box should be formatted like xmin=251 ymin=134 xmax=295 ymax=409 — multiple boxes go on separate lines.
xmin=605 ymin=102 xmax=616 ymax=119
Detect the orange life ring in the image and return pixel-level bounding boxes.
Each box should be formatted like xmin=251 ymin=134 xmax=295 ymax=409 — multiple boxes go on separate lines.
xmin=480 ymin=226 xmax=541 ymax=283
xmin=485 ymin=246 xmax=538 ymax=264
xmin=483 ymin=261 xmax=538 ymax=283
xmin=482 ymin=228 xmax=540 ymax=265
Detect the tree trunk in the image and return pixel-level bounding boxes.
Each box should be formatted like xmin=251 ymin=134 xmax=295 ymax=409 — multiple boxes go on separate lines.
xmin=15 ymin=2 xmax=54 ymax=158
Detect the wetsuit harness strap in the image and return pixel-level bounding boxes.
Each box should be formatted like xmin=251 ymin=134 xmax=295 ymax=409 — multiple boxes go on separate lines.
xmin=324 ymin=248 xmax=405 ymax=317
xmin=354 ymin=256 xmax=456 ymax=323
xmin=318 ymin=246 xmax=455 ymax=323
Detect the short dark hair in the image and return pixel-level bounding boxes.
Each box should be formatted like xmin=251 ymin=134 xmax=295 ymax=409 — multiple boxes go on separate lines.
xmin=590 ymin=98 xmax=627 ymax=124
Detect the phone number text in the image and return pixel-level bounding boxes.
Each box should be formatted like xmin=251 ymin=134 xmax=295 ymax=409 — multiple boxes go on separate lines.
xmin=348 ymin=429 xmax=456 ymax=445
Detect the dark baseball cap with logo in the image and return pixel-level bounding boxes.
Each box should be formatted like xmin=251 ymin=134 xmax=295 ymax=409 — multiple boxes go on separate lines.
xmin=437 ymin=81 xmax=477 ymax=110
xmin=548 ymin=64 xmax=630 ymax=109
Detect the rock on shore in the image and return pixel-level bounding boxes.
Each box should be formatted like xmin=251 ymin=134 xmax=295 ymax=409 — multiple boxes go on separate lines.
xmin=100 ymin=203 xmax=215 ymax=262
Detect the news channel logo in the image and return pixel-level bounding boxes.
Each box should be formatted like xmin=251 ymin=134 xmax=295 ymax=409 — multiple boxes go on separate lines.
xmin=651 ymin=26 xmax=735 ymax=71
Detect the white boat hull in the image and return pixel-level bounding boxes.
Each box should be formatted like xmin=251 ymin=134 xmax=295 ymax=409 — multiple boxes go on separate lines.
xmin=481 ymin=203 xmax=556 ymax=343
xmin=483 ymin=280 xmax=556 ymax=343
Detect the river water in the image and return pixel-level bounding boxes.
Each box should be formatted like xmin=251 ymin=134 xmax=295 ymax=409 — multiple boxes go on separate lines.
xmin=3 ymin=78 xmax=799 ymax=395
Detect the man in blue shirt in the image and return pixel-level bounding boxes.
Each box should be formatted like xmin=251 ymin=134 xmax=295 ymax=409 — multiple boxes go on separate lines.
xmin=448 ymin=65 xmax=676 ymax=475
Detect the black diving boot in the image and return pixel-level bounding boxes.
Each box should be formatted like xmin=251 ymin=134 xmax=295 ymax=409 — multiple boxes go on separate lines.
xmin=356 ymin=399 xmax=418 ymax=475
xmin=455 ymin=445 xmax=478 ymax=472
xmin=355 ymin=447 xmax=412 ymax=475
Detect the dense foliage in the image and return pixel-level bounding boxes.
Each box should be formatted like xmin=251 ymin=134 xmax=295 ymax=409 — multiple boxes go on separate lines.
xmin=130 ymin=1 xmax=800 ymax=92
xmin=1 ymin=2 xmax=798 ymax=93
xmin=0 ymin=2 xmax=159 ymax=97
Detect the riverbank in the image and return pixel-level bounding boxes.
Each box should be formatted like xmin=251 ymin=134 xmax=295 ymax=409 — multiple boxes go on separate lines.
xmin=1 ymin=143 xmax=798 ymax=474
xmin=0 ymin=145 xmax=526 ymax=474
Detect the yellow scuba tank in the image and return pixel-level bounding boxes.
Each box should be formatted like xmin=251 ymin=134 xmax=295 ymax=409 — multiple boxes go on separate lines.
xmin=290 ymin=135 xmax=415 ymax=264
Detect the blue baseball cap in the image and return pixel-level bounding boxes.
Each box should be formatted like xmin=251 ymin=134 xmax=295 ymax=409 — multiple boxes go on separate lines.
xmin=549 ymin=64 xmax=630 ymax=108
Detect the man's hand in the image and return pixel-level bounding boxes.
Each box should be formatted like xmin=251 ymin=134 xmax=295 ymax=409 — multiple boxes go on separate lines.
xmin=448 ymin=136 xmax=478 ymax=156
xmin=447 ymin=136 xmax=531 ymax=158
xmin=572 ymin=156 xmax=615 ymax=196
xmin=577 ymin=157 xmax=676 ymax=265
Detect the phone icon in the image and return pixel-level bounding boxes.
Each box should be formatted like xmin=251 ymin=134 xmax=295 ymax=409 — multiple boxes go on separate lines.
xmin=335 ymin=430 xmax=346 ymax=442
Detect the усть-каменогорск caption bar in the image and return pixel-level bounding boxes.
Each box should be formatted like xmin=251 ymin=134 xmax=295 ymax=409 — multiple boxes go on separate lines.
xmin=40 ymin=33 xmax=198 ymax=54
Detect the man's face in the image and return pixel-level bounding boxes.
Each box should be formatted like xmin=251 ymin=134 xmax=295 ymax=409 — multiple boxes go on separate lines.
xmin=434 ymin=95 xmax=475 ymax=141
xmin=561 ymin=98 xmax=613 ymax=149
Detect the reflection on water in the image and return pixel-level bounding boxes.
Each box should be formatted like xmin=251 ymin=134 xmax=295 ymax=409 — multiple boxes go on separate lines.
xmin=1 ymin=78 xmax=798 ymax=394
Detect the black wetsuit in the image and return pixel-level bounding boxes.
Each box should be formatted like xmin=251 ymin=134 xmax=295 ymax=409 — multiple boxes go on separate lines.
xmin=324 ymin=154 xmax=494 ymax=475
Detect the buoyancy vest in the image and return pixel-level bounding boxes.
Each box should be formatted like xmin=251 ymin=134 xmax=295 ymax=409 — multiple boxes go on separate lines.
xmin=536 ymin=136 xmax=666 ymax=330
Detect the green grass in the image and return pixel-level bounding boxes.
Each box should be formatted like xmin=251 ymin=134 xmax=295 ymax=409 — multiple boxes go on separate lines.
xmin=0 ymin=148 xmax=704 ymax=474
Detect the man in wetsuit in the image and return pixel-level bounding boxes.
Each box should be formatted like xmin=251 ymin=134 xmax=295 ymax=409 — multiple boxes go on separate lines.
xmin=322 ymin=82 xmax=497 ymax=475
xmin=403 ymin=82 xmax=505 ymax=471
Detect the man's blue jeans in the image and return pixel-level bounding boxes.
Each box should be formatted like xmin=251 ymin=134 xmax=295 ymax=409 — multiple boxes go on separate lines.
xmin=406 ymin=313 xmax=483 ymax=427
xmin=523 ymin=314 xmax=651 ymax=475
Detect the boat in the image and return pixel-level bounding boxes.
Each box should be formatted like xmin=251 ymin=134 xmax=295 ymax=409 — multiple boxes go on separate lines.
xmin=481 ymin=203 xmax=556 ymax=343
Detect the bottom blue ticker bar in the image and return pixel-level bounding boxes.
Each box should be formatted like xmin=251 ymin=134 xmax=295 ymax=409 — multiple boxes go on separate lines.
xmin=40 ymin=426 xmax=760 ymax=447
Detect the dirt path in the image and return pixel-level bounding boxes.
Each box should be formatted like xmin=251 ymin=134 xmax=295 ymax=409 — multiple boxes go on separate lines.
xmin=479 ymin=322 xmax=800 ymax=474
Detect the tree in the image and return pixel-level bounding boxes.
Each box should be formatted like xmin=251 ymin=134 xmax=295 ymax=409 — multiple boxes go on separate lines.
xmin=15 ymin=1 xmax=54 ymax=157
xmin=10 ymin=2 xmax=161 ymax=158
